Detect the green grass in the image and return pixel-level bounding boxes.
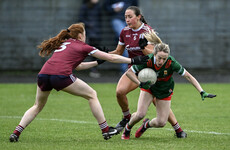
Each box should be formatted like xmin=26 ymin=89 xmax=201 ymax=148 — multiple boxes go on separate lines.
xmin=0 ymin=83 xmax=229 ymax=150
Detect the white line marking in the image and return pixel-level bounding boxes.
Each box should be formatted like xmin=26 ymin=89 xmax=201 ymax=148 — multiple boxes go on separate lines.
xmin=1 ymin=116 xmax=230 ymax=136
xmin=150 ymin=128 xmax=230 ymax=135
xmin=0 ymin=116 xmax=96 ymax=124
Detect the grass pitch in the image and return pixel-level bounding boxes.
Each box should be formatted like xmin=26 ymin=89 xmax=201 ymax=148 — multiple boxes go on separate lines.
xmin=0 ymin=83 xmax=229 ymax=150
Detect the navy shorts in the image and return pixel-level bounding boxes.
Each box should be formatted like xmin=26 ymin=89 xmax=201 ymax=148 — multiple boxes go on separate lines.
xmin=37 ymin=74 xmax=76 ymax=91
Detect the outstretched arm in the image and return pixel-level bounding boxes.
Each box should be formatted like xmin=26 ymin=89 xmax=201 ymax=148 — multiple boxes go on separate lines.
xmin=183 ymin=71 xmax=216 ymax=100
xmin=183 ymin=71 xmax=203 ymax=92
xmin=75 ymin=61 xmax=98 ymax=71
xmin=92 ymin=50 xmax=131 ymax=64
xmin=92 ymin=50 xmax=149 ymax=65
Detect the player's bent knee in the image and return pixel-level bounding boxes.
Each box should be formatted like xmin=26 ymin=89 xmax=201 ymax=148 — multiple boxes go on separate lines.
xmin=116 ymin=89 xmax=127 ymax=98
xmin=87 ymin=89 xmax=97 ymax=100
xmin=136 ymin=112 xmax=146 ymax=120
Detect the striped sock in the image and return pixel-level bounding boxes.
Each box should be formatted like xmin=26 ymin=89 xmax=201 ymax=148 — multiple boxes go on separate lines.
xmin=123 ymin=110 xmax=131 ymax=119
xmin=13 ymin=125 xmax=24 ymax=137
xmin=99 ymin=121 xmax=109 ymax=133
xmin=125 ymin=123 xmax=132 ymax=131
xmin=172 ymin=122 xmax=183 ymax=133
xmin=144 ymin=121 xmax=150 ymax=129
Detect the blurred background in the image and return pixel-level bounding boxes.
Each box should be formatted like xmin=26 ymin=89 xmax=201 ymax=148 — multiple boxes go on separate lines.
xmin=0 ymin=0 xmax=229 ymax=83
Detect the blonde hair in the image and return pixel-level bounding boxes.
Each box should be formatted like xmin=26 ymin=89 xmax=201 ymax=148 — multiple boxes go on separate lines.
xmin=38 ymin=23 xmax=85 ymax=57
xmin=143 ymin=29 xmax=170 ymax=55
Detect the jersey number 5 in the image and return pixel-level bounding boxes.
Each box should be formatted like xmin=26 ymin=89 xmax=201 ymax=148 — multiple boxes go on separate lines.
xmin=54 ymin=42 xmax=71 ymax=52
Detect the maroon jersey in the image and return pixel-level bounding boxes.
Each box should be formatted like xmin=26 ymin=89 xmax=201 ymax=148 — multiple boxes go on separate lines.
xmin=39 ymin=38 xmax=97 ymax=76
xmin=119 ymin=23 xmax=153 ymax=58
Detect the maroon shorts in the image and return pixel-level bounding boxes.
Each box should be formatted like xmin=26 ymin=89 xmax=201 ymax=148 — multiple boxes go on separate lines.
xmin=37 ymin=74 xmax=76 ymax=91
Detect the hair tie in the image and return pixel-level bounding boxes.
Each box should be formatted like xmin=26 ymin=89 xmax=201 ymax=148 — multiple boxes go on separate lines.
xmin=66 ymin=29 xmax=70 ymax=32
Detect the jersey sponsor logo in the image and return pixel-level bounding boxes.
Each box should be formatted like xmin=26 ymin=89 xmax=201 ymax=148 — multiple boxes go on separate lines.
xmin=125 ymin=45 xmax=140 ymax=51
xmin=126 ymin=35 xmax=131 ymax=37
xmin=126 ymin=47 xmax=140 ymax=51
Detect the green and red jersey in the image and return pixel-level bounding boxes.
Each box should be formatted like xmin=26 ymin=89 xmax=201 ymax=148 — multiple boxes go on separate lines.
xmin=131 ymin=53 xmax=186 ymax=99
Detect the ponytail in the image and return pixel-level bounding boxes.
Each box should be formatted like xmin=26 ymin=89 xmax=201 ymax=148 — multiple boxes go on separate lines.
xmin=143 ymin=29 xmax=170 ymax=55
xmin=140 ymin=15 xmax=148 ymax=24
xmin=143 ymin=29 xmax=162 ymax=45
xmin=38 ymin=23 xmax=85 ymax=57
xmin=38 ymin=30 xmax=70 ymax=57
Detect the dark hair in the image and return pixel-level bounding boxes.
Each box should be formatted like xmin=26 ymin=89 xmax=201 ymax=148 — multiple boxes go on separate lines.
xmin=38 ymin=23 xmax=85 ymax=57
xmin=127 ymin=6 xmax=148 ymax=24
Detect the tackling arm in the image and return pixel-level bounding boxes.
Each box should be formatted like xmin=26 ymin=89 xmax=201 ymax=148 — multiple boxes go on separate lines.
xmin=75 ymin=61 xmax=98 ymax=71
xmin=92 ymin=50 xmax=149 ymax=64
xmin=92 ymin=50 xmax=131 ymax=64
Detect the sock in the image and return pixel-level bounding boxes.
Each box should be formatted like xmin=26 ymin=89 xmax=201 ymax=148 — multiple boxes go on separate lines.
xmin=125 ymin=123 xmax=132 ymax=131
xmin=123 ymin=110 xmax=131 ymax=119
xmin=13 ymin=125 xmax=24 ymax=137
xmin=99 ymin=121 xmax=109 ymax=133
xmin=144 ymin=121 xmax=150 ymax=129
xmin=172 ymin=122 xmax=183 ymax=133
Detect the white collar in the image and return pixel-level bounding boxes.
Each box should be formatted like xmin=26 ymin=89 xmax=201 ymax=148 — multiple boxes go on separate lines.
xmin=131 ymin=23 xmax=144 ymax=32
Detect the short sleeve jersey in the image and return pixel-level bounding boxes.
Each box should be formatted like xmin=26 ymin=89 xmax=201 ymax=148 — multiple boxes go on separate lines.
xmin=119 ymin=23 xmax=152 ymax=58
xmin=39 ymin=38 xmax=97 ymax=76
xmin=131 ymin=53 xmax=186 ymax=99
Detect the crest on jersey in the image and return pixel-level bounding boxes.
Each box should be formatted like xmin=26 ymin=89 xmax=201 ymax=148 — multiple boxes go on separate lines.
xmin=164 ymin=70 xmax=168 ymax=76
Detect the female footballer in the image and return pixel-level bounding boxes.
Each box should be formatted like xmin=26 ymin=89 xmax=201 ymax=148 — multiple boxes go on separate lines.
xmin=9 ymin=22 xmax=149 ymax=142
xmin=110 ymin=6 xmax=187 ymax=138
xmin=121 ymin=29 xmax=216 ymax=140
